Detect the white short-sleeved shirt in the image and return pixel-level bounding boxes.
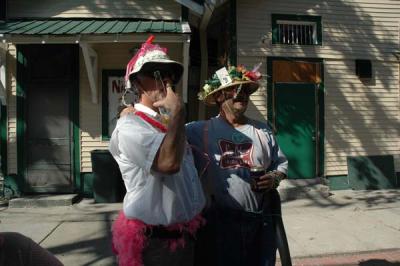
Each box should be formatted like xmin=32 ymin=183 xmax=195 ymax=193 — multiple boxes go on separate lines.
xmin=109 ymin=104 xmax=205 ymax=225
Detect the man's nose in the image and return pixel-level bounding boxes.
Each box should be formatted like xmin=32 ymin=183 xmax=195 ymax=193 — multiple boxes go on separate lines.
xmin=233 ymin=90 xmax=248 ymax=98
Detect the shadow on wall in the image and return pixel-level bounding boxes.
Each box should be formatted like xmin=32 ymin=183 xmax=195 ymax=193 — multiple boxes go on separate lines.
xmin=7 ymin=1 xmax=178 ymax=20
xmin=314 ymin=2 xmax=399 ymax=175
xmin=233 ymin=0 xmax=400 ymax=206
xmin=239 ymin=0 xmax=400 ymax=165
xmin=237 ymin=0 xmax=399 ymax=166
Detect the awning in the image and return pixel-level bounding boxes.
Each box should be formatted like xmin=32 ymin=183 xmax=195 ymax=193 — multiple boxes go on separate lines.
xmin=0 ymin=19 xmax=191 ymax=44
xmin=0 ymin=19 xmax=191 ymax=105
xmin=0 ymin=19 xmax=189 ymax=35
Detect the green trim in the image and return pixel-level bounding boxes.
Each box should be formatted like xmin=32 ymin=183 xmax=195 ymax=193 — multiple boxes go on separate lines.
xmin=328 ymin=175 xmax=350 ymax=190
xmin=397 ymin=172 xmax=400 ymax=188
xmin=71 ymin=46 xmax=81 ymax=193
xmin=317 ymin=66 xmax=325 ymax=176
xmin=266 ymin=57 xmax=324 ymax=178
xmin=329 ymin=167 xmax=399 ymax=191
xmin=347 ymin=155 xmax=396 ymax=190
xmin=266 ymin=59 xmax=273 ymax=123
xmin=4 ymin=174 xmax=23 ymax=198
xmin=271 ymin=14 xmax=322 ymax=45
xmin=0 ymin=104 xmax=7 ymax=176
xmin=229 ymin=0 xmax=237 ymax=66
xmin=101 ymin=69 xmax=125 ymax=140
xmin=16 ymin=46 xmax=27 ymax=192
xmin=81 ymin=172 xmax=94 ymax=198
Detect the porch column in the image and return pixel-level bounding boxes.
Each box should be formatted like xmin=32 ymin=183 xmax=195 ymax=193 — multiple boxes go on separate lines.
xmin=182 ymin=35 xmax=190 ymax=103
xmin=80 ymin=42 xmax=98 ymax=104
xmin=0 ymin=43 xmax=6 ymax=105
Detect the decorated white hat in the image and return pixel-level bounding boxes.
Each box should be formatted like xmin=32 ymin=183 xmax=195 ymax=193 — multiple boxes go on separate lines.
xmin=125 ymin=35 xmax=183 ymax=88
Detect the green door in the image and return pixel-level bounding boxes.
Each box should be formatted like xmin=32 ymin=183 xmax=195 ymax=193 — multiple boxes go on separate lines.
xmin=274 ymin=83 xmax=317 ymax=179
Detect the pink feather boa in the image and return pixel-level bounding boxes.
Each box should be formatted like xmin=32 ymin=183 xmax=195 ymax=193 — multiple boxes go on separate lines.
xmin=112 ymin=211 xmax=205 ymax=266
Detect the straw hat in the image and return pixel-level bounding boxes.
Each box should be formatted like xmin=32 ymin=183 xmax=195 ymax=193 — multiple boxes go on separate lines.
xmin=198 ymin=64 xmax=262 ymax=105
xmin=125 ymin=35 xmax=183 ymax=88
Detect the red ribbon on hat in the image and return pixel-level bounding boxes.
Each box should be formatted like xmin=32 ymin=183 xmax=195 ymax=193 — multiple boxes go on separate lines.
xmin=146 ymin=35 xmax=155 ymax=44
xmin=125 ymin=35 xmax=164 ymax=86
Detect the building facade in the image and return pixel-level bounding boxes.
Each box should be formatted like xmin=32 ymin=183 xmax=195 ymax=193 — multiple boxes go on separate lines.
xmin=0 ymin=0 xmax=191 ymax=196
xmin=235 ymin=0 xmax=400 ymax=189
xmin=0 ymin=0 xmax=399 ymax=197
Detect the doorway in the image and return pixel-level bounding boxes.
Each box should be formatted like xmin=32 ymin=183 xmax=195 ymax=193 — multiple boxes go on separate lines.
xmin=274 ymin=83 xmax=317 ymax=178
xmin=268 ymin=58 xmax=324 ymax=179
xmin=17 ymin=44 xmax=78 ymax=192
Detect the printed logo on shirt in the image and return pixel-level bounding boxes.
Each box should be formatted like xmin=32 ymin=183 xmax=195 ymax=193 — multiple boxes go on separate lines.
xmin=218 ymin=139 xmax=253 ymax=169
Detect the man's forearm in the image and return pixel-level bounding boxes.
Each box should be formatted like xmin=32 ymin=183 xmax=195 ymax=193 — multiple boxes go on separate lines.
xmin=153 ymin=104 xmax=186 ymax=174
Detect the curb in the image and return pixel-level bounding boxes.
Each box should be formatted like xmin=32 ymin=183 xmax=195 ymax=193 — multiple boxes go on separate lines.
xmin=277 ymin=249 xmax=400 ymax=266
xmin=278 ymin=177 xmax=330 ymax=202
xmin=8 ymin=194 xmax=80 ymax=208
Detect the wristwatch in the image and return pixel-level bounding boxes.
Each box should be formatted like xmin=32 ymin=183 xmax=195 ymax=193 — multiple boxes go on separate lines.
xmin=270 ymin=171 xmax=286 ymax=189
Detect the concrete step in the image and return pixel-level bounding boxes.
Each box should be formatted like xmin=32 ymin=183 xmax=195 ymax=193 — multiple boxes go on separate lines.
xmin=0 ymin=198 xmax=9 ymax=207
xmin=8 ymin=194 xmax=80 ymax=208
xmin=278 ymin=177 xmax=330 ymax=202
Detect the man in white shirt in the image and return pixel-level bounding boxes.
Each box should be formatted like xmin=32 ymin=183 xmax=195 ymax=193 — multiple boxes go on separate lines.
xmin=109 ymin=36 xmax=205 ymax=266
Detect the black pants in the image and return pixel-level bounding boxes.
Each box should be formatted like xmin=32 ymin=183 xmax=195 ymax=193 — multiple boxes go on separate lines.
xmin=195 ymin=205 xmax=277 ymax=266
xmin=143 ymin=237 xmax=194 ymax=266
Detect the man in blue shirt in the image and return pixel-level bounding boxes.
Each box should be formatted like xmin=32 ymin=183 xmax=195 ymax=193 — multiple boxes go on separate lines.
xmin=186 ymin=65 xmax=288 ymax=266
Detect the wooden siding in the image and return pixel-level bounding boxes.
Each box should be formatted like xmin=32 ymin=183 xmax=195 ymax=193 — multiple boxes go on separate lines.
xmin=80 ymin=42 xmax=183 ymax=172
xmin=237 ymin=0 xmax=400 ymax=61
xmin=8 ymin=0 xmax=181 ymax=20
xmin=6 ymin=45 xmax=17 ymax=174
xmin=237 ymin=0 xmax=400 ymax=176
xmin=238 ymin=56 xmax=269 ymax=122
xmin=325 ymin=60 xmax=399 ymax=176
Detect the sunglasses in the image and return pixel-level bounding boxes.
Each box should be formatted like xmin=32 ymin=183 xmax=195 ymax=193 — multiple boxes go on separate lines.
xmin=134 ymin=70 xmax=176 ymax=93
xmin=140 ymin=69 xmax=176 ymax=83
xmin=223 ymin=85 xmax=250 ymax=97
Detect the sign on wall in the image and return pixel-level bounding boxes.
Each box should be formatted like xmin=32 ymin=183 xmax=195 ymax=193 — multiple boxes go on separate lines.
xmin=108 ymin=75 xmax=125 ymax=134
xmin=102 ymin=70 xmax=125 ymax=139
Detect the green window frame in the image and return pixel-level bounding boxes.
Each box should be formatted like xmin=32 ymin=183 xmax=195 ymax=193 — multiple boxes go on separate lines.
xmin=101 ymin=69 xmax=125 ymax=140
xmin=272 ymin=14 xmax=322 ymax=45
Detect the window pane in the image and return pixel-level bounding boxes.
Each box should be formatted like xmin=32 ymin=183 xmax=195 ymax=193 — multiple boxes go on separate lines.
xmin=275 ymin=18 xmax=319 ymax=45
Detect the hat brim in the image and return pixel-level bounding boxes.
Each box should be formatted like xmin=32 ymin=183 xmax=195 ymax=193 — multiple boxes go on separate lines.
xmin=133 ymin=60 xmax=184 ymax=84
xmin=204 ymin=80 xmax=259 ymax=105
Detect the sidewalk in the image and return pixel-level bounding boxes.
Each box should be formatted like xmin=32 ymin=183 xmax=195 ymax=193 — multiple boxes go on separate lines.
xmin=278 ymin=189 xmax=400 ymax=266
xmin=281 ymin=249 xmax=400 ymax=266
xmin=0 ymin=189 xmax=399 ymax=265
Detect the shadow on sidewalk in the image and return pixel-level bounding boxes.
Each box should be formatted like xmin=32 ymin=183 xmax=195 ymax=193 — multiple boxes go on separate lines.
xmin=45 ymin=211 xmax=117 ymax=266
xmin=282 ymin=187 xmax=400 ymax=210
xmin=359 ymin=259 xmax=400 ymax=266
